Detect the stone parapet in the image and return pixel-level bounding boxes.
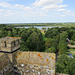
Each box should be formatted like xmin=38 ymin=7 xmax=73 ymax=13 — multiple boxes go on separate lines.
xmin=0 ymin=37 xmax=21 ymax=52
xmin=16 ymin=51 xmax=56 ymax=75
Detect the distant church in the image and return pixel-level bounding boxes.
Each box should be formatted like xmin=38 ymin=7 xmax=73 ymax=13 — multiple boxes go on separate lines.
xmin=0 ymin=37 xmax=55 ymax=75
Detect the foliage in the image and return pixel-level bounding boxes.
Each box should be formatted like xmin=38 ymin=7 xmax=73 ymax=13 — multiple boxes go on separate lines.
xmin=58 ymin=41 xmax=68 ymax=54
xmin=68 ymin=55 xmax=75 ymax=75
xmin=7 ymin=31 xmax=13 ymax=37
xmin=71 ymin=33 xmax=75 ymax=41
xmin=58 ymin=31 xmax=68 ymax=54
xmin=45 ymin=38 xmax=58 ymax=49
xmin=45 ymin=28 xmax=59 ymax=38
xmin=45 ymin=47 xmax=56 ymax=53
xmin=0 ymin=26 xmax=75 ymax=53
xmin=56 ymin=54 xmax=75 ymax=75
xmin=26 ymin=32 xmax=44 ymax=51
xmin=56 ymin=54 xmax=69 ymax=74
xmin=20 ymin=41 xmax=29 ymax=51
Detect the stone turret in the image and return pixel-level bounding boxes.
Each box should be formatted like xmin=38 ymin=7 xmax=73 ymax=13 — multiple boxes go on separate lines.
xmin=0 ymin=37 xmax=21 ymax=64
xmin=0 ymin=37 xmax=21 ymax=53
xmin=0 ymin=37 xmax=21 ymax=75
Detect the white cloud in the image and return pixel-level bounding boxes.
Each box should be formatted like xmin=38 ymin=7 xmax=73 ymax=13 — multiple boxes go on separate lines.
xmin=0 ymin=9 xmax=4 ymax=11
xmin=0 ymin=9 xmax=4 ymax=15
xmin=28 ymin=11 xmax=47 ymax=17
xmin=66 ymin=10 xmax=71 ymax=13
xmin=0 ymin=2 xmax=46 ymax=18
xmin=0 ymin=1 xmax=68 ymax=16
xmin=63 ymin=10 xmax=71 ymax=15
xmin=7 ymin=10 xmax=13 ymax=13
xmin=0 ymin=2 xmax=32 ymax=11
xmin=41 ymin=4 xmax=67 ymax=11
xmin=57 ymin=9 xmax=66 ymax=11
xmin=3 ymin=10 xmax=17 ymax=17
xmin=61 ymin=10 xmax=75 ymax=17
xmin=58 ymin=5 xmax=68 ymax=8
xmin=0 ymin=2 xmax=11 ymax=8
xmin=33 ymin=0 xmax=67 ymax=11
xmin=33 ymin=0 xmax=63 ymax=7
xmin=14 ymin=4 xmax=24 ymax=7
xmin=14 ymin=4 xmax=31 ymax=10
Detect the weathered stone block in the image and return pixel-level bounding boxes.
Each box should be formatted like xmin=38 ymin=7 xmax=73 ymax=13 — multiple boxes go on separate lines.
xmin=7 ymin=44 xmax=12 ymax=48
xmin=16 ymin=51 xmax=56 ymax=75
xmin=15 ymin=40 xmax=19 ymax=45
xmin=0 ymin=43 xmax=5 ymax=47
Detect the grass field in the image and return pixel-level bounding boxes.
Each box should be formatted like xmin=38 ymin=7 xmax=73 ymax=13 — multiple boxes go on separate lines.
xmin=69 ymin=49 xmax=75 ymax=51
xmin=42 ymin=33 xmax=48 ymax=41
xmin=68 ymin=49 xmax=75 ymax=55
xmin=41 ymin=30 xmax=47 ymax=41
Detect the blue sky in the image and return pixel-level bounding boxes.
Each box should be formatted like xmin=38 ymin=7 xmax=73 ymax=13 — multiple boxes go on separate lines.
xmin=0 ymin=0 xmax=75 ymax=24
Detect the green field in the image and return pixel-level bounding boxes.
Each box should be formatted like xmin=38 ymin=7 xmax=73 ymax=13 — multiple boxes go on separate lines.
xmin=41 ymin=30 xmax=47 ymax=41
xmin=42 ymin=33 xmax=48 ymax=41
xmin=69 ymin=49 xmax=75 ymax=51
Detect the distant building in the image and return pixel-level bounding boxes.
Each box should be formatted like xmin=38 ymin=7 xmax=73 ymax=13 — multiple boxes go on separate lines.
xmin=66 ymin=38 xmax=70 ymax=44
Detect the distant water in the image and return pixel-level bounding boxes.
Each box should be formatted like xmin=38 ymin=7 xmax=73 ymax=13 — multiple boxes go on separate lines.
xmin=16 ymin=26 xmax=61 ymax=29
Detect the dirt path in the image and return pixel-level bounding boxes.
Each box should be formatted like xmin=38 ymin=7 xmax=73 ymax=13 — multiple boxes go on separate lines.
xmin=68 ymin=44 xmax=75 ymax=48
xmin=71 ymin=51 xmax=75 ymax=54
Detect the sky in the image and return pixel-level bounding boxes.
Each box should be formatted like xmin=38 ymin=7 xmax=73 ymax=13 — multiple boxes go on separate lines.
xmin=0 ymin=0 xmax=75 ymax=24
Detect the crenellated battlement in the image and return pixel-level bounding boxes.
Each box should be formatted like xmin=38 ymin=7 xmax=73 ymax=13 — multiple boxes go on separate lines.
xmin=0 ymin=37 xmax=21 ymax=53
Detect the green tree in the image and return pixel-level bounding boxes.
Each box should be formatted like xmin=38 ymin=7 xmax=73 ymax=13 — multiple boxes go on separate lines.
xmin=56 ymin=54 xmax=69 ymax=74
xmin=58 ymin=31 xmax=68 ymax=54
xmin=45 ymin=47 xmax=56 ymax=53
xmin=45 ymin=28 xmax=59 ymax=38
xmin=68 ymin=29 xmax=73 ymax=39
xmin=45 ymin=38 xmax=58 ymax=49
xmin=68 ymin=55 xmax=75 ymax=75
xmin=71 ymin=33 xmax=75 ymax=41
xmin=56 ymin=54 xmax=75 ymax=75
xmin=0 ymin=30 xmax=7 ymax=38
xmin=58 ymin=41 xmax=67 ymax=54
xmin=26 ymin=32 xmax=44 ymax=51
xmin=7 ymin=31 xmax=13 ymax=37
xmin=20 ymin=41 xmax=29 ymax=51
xmin=12 ymin=28 xmax=18 ymax=36
xmin=59 ymin=31 xmax=68 ymax=41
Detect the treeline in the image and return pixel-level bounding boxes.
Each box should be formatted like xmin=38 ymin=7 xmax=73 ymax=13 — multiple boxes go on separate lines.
xmin=0 ymin=27 xmax=75 ymax=53
xmin=0 ymin=23 xmax=75 ymax=27
xmin=0 ymin=24 xmax=6 ymax=27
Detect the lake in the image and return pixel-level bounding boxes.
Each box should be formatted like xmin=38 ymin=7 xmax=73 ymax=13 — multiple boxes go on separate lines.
xmin=16 ymin=26 xmax=61 ymax=29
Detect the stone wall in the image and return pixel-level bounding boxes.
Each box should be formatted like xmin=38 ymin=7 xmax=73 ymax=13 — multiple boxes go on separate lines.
xmin=0 ymin=53 xmax=13 ymax=75
xmin=0 ymin=51 xmax=56 ymax=75
xmin=15 ymin=51 xmax=56 ymax=75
